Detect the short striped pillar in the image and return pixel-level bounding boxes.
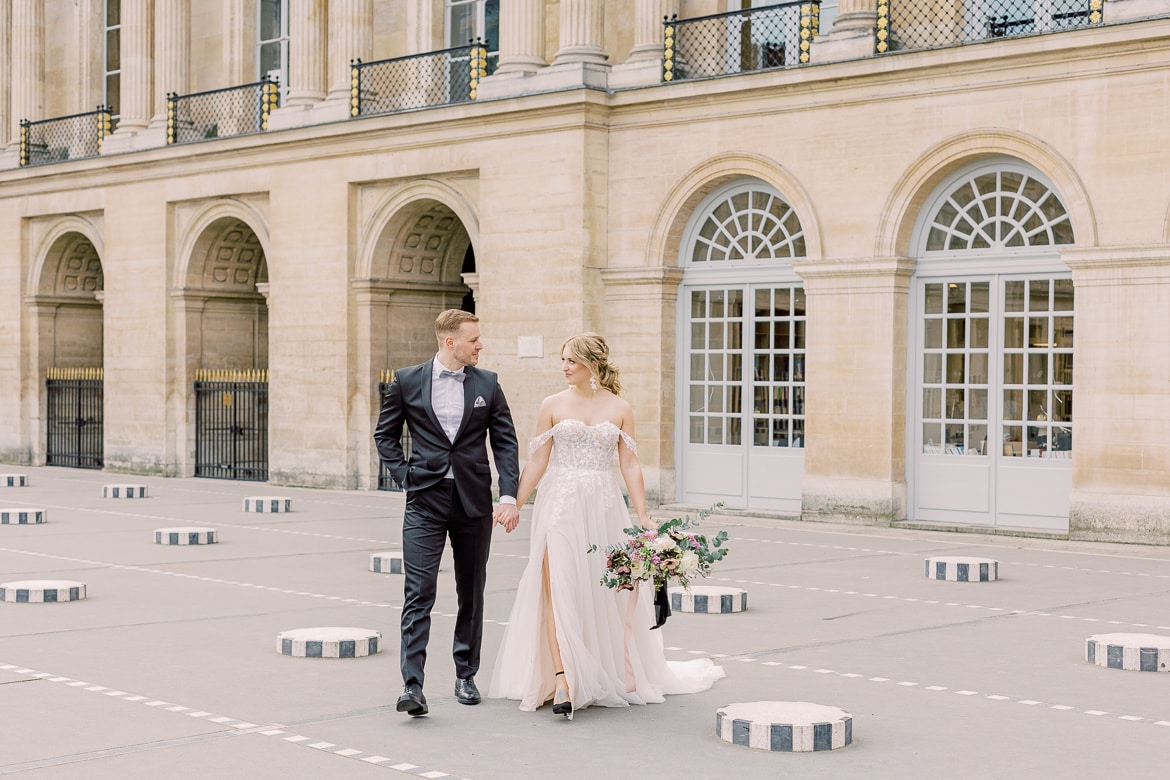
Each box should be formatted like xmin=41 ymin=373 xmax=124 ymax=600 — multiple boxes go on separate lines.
xmin=155 ymin=527 xmax=218 ymax=546
xmin=277 ymin=627 xmax=382 ymax=658
xmin=0 ymin=580 xmax=87 ymax=603
xmin=243 ymin=497 xmax=291 ymax=513
xmin=370 ymin=552 xmax=404 ymax=574
xmin=0 ymin=509 xmax=46 ymax=525
xmin=0 ymin=475 xmax=29 ymax=487
xmin=103 ymin=484 xmax=148 ymax=499
xmin=669 ymin=585 xmax=747 ymax=614
xmin=1086 ymin=633 xmax=1170 ymax=672
xmin=715 ymin=702 xmax=852 ymax=752
xmin=924 ymin=556 xmax=999 ymax=582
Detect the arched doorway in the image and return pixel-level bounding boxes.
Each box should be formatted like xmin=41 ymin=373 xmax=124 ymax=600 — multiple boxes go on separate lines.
xmin=677 ymin=180 xmax=808 ymax=511
xmin=175 ymin=215 xmax=270 ymax=480
xmin=355 ymin=196 xmax=475 ymax=490
xmin=909 ymin=159 xmax=1075 ymax=530
xmin=31 ymin=229 xmax=105 ymax=468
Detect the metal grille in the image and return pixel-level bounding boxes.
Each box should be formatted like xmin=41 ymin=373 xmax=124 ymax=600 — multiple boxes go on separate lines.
xmin=46 ymin=368 xmax=104 ymax=469
xmin=877 ymin=0 xmax=1103 ymax=54
xmin=664 ymin=3 xmax=820 ymax=83
xmin=167 ymin=80 xmax=279 ymax=145
xmin=350 ymin=42 xmax=495 ymax=118
xmin=20 ymin=108 xmax=113 ymax=167
xmin=194 ymin=369 xmax=269 ymax=481
xmin=377 ymin=371 xmax=412 ymax=492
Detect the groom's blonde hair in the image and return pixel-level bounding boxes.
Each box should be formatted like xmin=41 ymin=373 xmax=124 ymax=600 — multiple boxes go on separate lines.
xmin=435 ymin=309 xmax=479 ymax=343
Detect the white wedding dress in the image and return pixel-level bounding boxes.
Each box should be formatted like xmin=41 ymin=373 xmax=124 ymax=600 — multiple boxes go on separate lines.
xmin=488 ymin=419 xmax=724 ymax=718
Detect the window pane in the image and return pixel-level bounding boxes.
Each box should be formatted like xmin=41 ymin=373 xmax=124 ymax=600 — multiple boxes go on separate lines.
xmin=970 ymin=317 xmax=989 ymax=349
xmin=923 ymin=422 xmax=942 ymax=451
xmin=1028 ymin=389 xmax=1048 ymax=419
xmin=1052 ymin=390 xmax=1072 ymax=422
xmin=946 ymin=353 xmax=964 ymax=383
xmin=1003 ymin=317 xmax=1024 ymax=348
xmin=448 ymin=3 xmax=476 ymax=47
xmin=773 ymin=354 xmax=789 ymax=382
xmin=709 ymin=321 xmax=724 ymax=349
xmin=728 ymin=386 xmax=742 ymax=413
xmin=690 ymin=416 xmax=704 ymax=444
xmin=923 ymin=353 xmax=942 ymax=383
xmin=947 ymin=283 xmax=966 ymax=313
xmin=1054 ymin=353 xmax=1073 ymax=386
xmin=1002 ymin=426 xmax=1023 ymax=456
xmin=969 ymin=389 xmax=988 ymax=420
xmin=727 ymin=417 xmax=742 ymax=445
xmin=1029 ymin=280 xmax=1050 ymax=311
xmin=946 ymin=318 xmax=965 ymax=348
xmin=1005 ymin=280 xmax=1025 ymax=312
xmin=793 ymin=288 xmax=806 ymax=316
xmin=925 ymin=283 xmax=943 ymax=314
xmin=1054 ymin=317 xmax=1073 ymax=348
xmin=711 ymin=290 xmax=725 ymax=318
xmin=692 ymin=291 xmax=706 ymax=318
xmin=925 ymin=319 xmax=942 ymax=349
xmin=970 ymin=353 xmax=988 ymax=384
xmin=945 ymin=388 xmax=965 ymax=418
xmin=1004 ymin=353 xmax=1023 ymax=384
xmin=970 ymin=282 xmax=990 ymax=313
xmin=690 ymin=386 xmax=704 ymax=413
xmin=968 ymin=424 xmax=987 ymax=455
xmin=107 ymin=0 xmax=121 ymax=26
xmin=485 ymin=0 xmax=500 ymax=50
xmin=709 ymin=417 xmax=723 ymax=445
xmin=106 ymin=29 xmax=121 ymax=71
xmin=1003 ymin=389 xmax=1023 ymax=421
xmin=260 ymin=0 xmax=280 ymax=41
xmin=1028 ymin=353 xmax=1048 ymax=384
xmin=923 ymin=388 xmax=941 ymax=418
xmin=1053 ymin=278 xmax=1074 ymax=311
xmin=1028 ymin=317 xmax=1049 ymax=348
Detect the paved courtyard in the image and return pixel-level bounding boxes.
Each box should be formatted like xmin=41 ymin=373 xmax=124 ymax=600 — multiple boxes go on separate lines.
xmin=1 ymin=467 xmax=1169 ymax=778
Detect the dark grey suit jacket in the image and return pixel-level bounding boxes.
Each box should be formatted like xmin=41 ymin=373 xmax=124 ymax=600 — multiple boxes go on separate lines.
xmin=374 ymin=359 xmax=520 ymax=518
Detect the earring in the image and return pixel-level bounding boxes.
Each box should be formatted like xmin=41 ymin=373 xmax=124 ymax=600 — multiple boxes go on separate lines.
xmin=589 ymin=376 xmax=598 ymax=392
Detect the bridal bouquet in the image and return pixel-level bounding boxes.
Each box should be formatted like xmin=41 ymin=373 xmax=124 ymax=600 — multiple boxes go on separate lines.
xmin=590 ymin=504 xmax=729 ymax=593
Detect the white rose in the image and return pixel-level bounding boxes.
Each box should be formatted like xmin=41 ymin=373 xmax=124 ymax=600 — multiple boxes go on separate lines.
xmin=651 ymin=535 xmax=678 ymax=553
xmin=679 ymin=551 xmax=700 ymax=574
xmin=631 ymin=560 xmax=651 ymax=580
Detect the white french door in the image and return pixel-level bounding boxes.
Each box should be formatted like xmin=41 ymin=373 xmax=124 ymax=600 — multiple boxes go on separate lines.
xmin=913 ymin=274 xmax=1074 ymax=529
xmin=681 ymin=283 xmax=806 ymax=512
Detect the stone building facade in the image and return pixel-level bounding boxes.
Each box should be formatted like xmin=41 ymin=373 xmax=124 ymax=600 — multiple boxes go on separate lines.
xmin=2 ymin=0 xmax=1169 ymax=542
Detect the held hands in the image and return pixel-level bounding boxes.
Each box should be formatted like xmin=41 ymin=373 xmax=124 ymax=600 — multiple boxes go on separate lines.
xmin=493 ymin=503 xmax=520 ymax=533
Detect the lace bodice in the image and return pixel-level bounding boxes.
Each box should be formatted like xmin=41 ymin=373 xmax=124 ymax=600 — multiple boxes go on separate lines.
xmin=529 ymin=419 xmax=636 ymax=473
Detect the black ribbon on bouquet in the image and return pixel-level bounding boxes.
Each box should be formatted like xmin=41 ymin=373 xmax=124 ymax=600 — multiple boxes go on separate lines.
xmin=651 ymin=579 xmax=671 ymax=630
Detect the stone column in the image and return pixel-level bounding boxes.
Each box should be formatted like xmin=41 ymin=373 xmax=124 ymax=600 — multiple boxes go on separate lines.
xmin=810 ymin=0 xmax=879 ymax=63
xmin=496 ymin=0 xmax=546 ymax=74
xmin=8 ymin=0 xmax=42 ymax=154
xmin=611 ymin=0 xmax=676 ymax=88
xmin=149 ymin=0 xmax=189 ymax=132
xmin=114 ymin=0 xmax=153 ymax=133
xmin=285 ymin=0 xmax=328 ymax=107
xmin=0 ymin=2 xmax=11 ymax=154
xmin=628 ymin=0 xmax=678 ymax=62
xmin=317 ymin=0 xmax=372 ymax=121
xmin=554 ymin=0 xmax=608 ymax=65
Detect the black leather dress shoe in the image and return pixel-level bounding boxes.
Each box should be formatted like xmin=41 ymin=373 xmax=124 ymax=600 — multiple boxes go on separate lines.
xmin=396 ymin=684 xmax=428 ymax=716
xmin=454 ymin=677 xmax=481 ymax=705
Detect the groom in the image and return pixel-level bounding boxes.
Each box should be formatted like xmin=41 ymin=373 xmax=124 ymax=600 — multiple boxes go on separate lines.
xmin=374 ymin=309 xmax=520 ymax=717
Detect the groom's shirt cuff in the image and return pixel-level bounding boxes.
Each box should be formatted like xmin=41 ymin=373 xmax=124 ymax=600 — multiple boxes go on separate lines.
xmin=498 ymin=496 xmax=516 ymax=505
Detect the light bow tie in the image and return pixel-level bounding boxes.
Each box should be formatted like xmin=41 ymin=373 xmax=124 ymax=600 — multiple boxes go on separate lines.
xmin=440 ymin=369 xmax=466 ymax=383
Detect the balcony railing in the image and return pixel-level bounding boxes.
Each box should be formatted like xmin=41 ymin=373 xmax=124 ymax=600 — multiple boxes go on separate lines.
xmin=664 ymin=2 xmax=820 ymax=83
xmin=166 ymin=79 xmax=279 ymax=145
xmin=19 ymin=107 xmax=113 ymax=167
xmin=350 ymin=41 xmax=496 ymax=118
xmin=877 ymin=0 xmax=1103 ymax=54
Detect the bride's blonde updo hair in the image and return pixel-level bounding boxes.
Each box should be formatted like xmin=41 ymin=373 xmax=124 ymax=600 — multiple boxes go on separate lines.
xmin=563 ymin=332 xmax=623 ymax=396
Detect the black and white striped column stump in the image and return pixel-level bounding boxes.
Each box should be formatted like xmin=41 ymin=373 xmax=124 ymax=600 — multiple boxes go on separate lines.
xmin=277 ymin=627 xmax=382 ymax=659
xmin=924 ymin=556 xmax=999 ymax=582
xmin=370 ymin=552 xmax=404 ymax=574
xmin=103 ymin=484 xmax=148 ymax=499
xmin=0 ymin=580 xmax=87 ymax=603
xmin=716 ymin=702 xmax=853 ymax=752
xmin=0 ymin=475 xmax=29 ymax=488
xmin=243 ymin=496 xmax=291 ymax=513
xmin=669 ymin=585 xmax=748 ymax=614
xmin=1086 ymin=633 xmax=1170 ymax=672
xmin=0 ymin=509 xmax=46 ymax=525
xmin=155 ymin=527 xmax=218 ymax=546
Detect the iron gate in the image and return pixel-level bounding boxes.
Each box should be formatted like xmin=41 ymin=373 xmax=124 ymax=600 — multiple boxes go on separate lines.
xmin=195 ymin=369 xmax=269 ymax=481
xmin=46 ymin=367 xmax=103 ymax=469
xmin=377 ymin=370 xmax=411 ymax=492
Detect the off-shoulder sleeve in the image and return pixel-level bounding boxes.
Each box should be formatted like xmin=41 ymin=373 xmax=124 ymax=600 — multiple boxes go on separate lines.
xmin=528 ymin=428 xmax=555 ymax=456
xmin=618 ymin=430 xmax=638 ymax=455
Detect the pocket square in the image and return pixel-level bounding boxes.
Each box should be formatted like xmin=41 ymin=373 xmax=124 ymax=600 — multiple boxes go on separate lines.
xmin=474 ymin=396 xmax=486 ymax=408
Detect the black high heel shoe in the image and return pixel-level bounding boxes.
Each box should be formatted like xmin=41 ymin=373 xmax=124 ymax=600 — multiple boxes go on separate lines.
xmin=552 ymin=671 xmax=572 ymax=717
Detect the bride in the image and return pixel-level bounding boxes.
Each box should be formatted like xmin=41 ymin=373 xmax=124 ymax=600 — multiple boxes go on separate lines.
xmin=488 ymin=333 xmax=724 ymax=718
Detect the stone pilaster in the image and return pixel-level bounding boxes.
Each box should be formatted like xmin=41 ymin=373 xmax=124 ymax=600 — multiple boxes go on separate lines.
xmin=317 ymin=0 xmax=372 ymax=122
xmin=406 ymin=0 xmax=435 ymax=55
xmin=611 ymin=0 xmax=678 ymax=88
xmin=268 ymin=0 xmax=328 ymax=129
xmin=8 ymin=0 xmax=42 ymax=156
xmin=810 ymin=0 xmax=879 ymax=64
xmin=116 ymin=0 xmax=153 ymax=132
xmin=793 ymin=256 xmax=914 ymax=525
xmin=0 ymin=1 xmax=11 ymax=156
xmin=554 ymin=0 xmax=609 ymax=65
xmin=496 ymin=0 xmax=546 ymax=74
xmin=146 ymin=0 xmax=189 ymax=139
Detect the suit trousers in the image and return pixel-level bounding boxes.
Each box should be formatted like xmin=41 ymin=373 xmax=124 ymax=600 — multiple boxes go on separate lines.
xmin=400 ymin=479 xmax=493 ymax=688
